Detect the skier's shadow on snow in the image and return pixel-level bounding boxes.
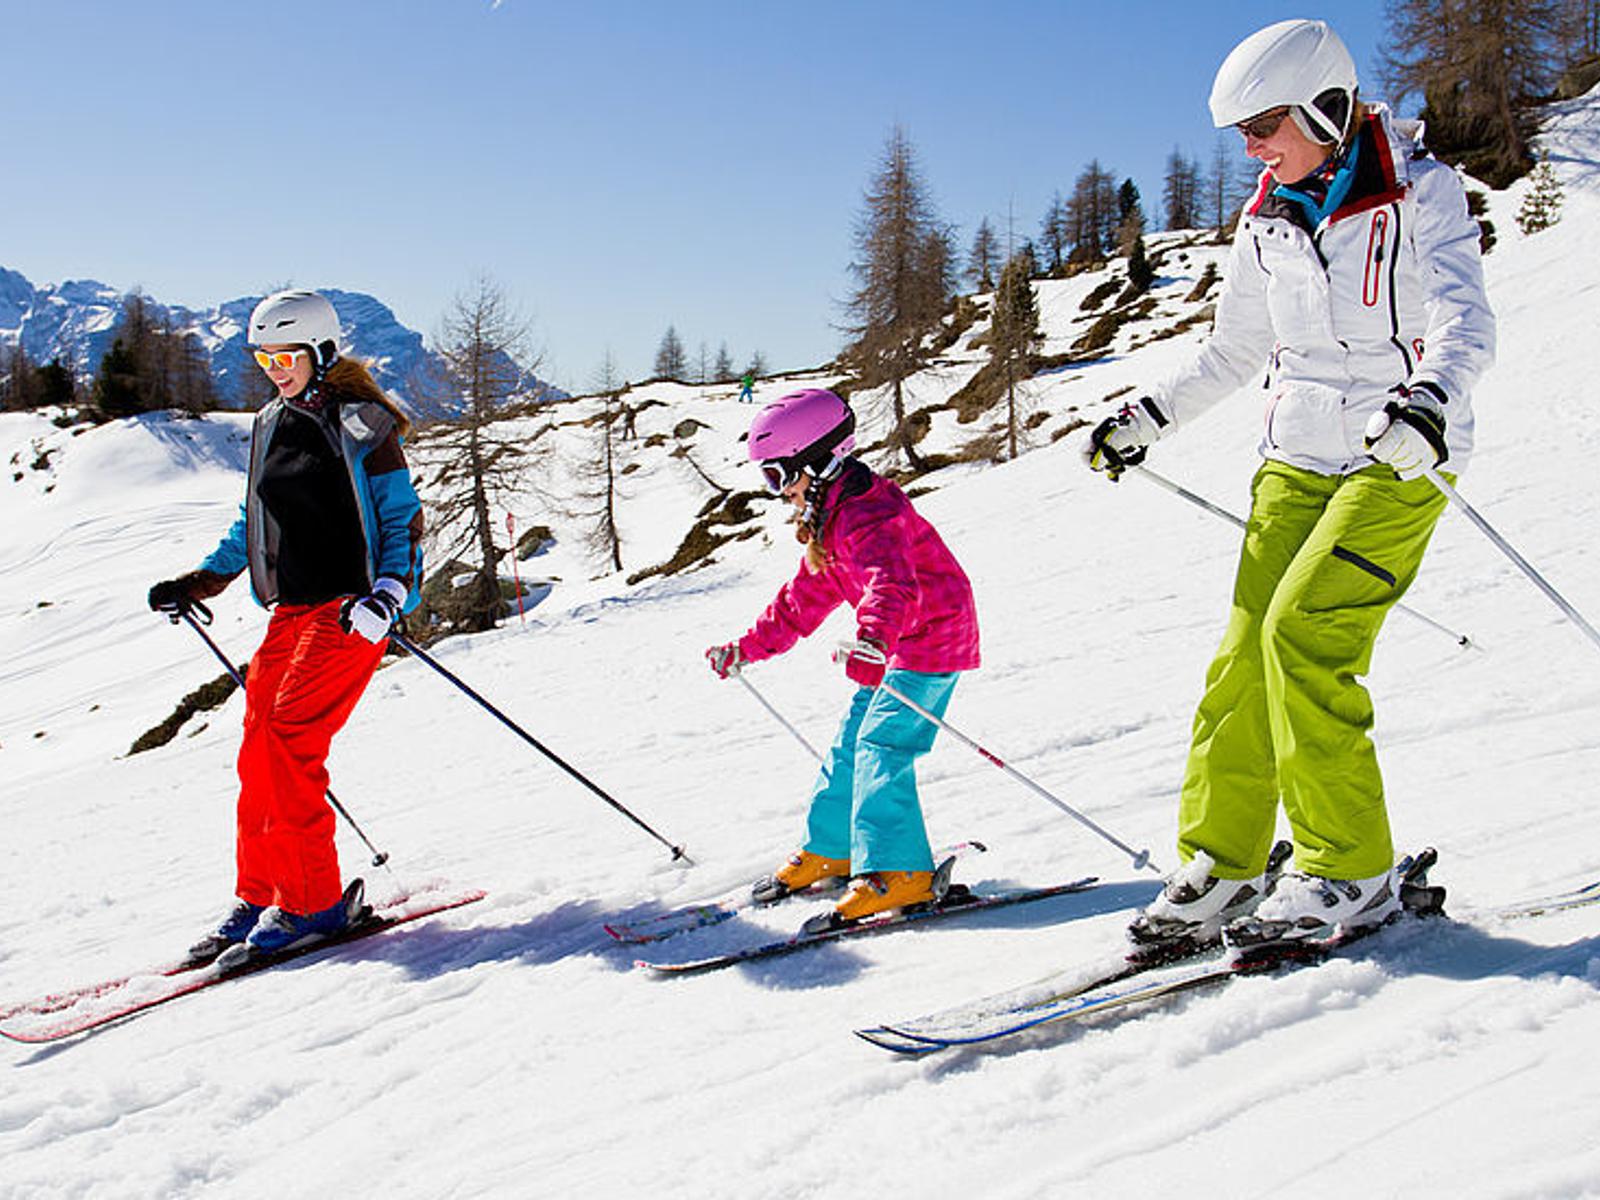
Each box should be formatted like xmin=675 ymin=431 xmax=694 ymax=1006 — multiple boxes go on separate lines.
xmin=592 ymin=880 xmax=1161 ymax=990
xmin=316 ymin=880 xmax=1163 ymax=987
xmin=316 ymin=897 xmax=637 ymax=981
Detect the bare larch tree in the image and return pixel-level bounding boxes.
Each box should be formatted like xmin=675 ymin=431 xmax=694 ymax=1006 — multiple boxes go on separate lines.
xmin=417 ymin=276 xmax=542 ymax=632
xmin=842 ymin=125 xmax=955 ymax=473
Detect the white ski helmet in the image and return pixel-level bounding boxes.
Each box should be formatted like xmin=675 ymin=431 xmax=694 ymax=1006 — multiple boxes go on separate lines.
xmin=1208 ymin=19 xmax=1358 ymax=146
xmin=248 ymin=289 xmax=341 ymax=367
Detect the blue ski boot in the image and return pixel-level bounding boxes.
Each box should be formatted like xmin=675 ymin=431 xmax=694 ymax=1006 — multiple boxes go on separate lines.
xmin=185 ymin=899 xmax=266 ymax=965
xmin=216 ymin=879 xmax=367 ymax=969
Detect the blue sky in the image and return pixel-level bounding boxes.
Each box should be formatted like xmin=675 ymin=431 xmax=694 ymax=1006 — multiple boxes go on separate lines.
xmin=6 ymin=1 xmax=1390 ymax=393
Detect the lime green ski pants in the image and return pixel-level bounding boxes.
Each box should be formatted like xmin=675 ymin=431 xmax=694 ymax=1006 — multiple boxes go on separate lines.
xmin=1177 ymin=460 xmax=1449 ymax=881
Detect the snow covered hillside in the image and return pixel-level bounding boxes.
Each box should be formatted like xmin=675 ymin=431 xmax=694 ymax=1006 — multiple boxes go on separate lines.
xmin=4 ymin=90 xmax=1600 ymax=1198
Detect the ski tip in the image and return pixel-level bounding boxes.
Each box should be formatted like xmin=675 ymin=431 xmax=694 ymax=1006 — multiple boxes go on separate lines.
xmin=853 ymin=1027 xmax=941 ymax=1056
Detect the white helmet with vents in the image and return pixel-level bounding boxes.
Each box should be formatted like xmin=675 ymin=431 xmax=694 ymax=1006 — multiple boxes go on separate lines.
xmin=1209 ymin=19 xmax=1358 ymax=146
xmin=248 ymin=290 xmax=341 ymax=367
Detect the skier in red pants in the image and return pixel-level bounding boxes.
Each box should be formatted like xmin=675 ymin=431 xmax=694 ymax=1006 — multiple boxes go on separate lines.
xmin=149 ymin=290 xmax=424 ymax=964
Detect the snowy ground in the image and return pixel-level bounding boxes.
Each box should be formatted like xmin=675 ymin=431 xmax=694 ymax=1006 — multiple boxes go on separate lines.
xmin=4 ymin=91 xmax=1600 ymax=1199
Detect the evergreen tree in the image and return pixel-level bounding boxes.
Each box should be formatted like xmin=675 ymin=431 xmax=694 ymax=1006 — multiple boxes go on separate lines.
xmin=37 ymin=358 xmax=78 ymax=409
xmin=92 ymin=337 xmax=144 ymax=418
xmin=654 ymin=325 xmax=688 ymax=381
xmin=1126 ymin=235 xmax=1155 ymax=296
xmin=842 ymin=125 xmax=955 ymax=472
xmin=744 ymin=349 xmax=768 ymax=378
xmin=1116 ymin=177 xmax=1147 ymax=255
xmin=1516 ymin=155 xmax=1565 ymax=232
xmin=713 ymin=342 xmax=736 ymax=382
xmin=988 ymin=251 xmax=1043 ymax=460
xmin=88 ymin=293 xmax=219 ymax=418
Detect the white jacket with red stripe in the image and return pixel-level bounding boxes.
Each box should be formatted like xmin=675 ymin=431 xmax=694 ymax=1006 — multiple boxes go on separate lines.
xmin=1152 ymin=104 xmax=1495 ymax=476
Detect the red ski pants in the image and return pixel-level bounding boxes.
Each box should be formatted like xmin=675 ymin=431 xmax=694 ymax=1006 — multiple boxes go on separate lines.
xmin=234 ymin=601 xmax=386 ymax=915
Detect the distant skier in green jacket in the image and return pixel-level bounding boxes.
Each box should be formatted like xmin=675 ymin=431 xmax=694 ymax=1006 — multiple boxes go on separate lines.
xmin=738 ymin=372 xmax=755 ymax=403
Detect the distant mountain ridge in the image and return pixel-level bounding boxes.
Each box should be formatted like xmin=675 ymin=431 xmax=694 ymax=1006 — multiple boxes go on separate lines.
xmin=0 ymin=266 xmax=563 ymax=416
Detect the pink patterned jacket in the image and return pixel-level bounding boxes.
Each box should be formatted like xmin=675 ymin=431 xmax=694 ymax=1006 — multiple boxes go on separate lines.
xmin=738 ymin=474 xmax=980 ymax=674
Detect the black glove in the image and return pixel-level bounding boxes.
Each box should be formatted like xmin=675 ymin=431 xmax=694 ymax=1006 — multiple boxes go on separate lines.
xmin=148 ymin=578 xmax=195 ymax=615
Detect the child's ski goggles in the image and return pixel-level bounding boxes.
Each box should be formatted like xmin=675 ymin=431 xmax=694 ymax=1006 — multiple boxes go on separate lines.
xmin=758 ymin=460 xmax=803 ymax=494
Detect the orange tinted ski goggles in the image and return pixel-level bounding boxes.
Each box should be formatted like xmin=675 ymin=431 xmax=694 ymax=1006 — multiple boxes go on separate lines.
xmin=253 ymin=348 xmax=308 ymax=371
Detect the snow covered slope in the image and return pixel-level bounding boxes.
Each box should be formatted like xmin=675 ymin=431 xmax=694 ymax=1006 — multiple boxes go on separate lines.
xmin=3 ymin=90 xmax=1600 ymax=1198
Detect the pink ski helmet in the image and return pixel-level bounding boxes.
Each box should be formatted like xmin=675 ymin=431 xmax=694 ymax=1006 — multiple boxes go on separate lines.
xmin=747 ymin=388 xmax=856 ymax=493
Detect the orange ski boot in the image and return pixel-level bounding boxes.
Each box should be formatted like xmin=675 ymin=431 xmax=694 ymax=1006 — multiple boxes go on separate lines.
xmin=831 ymin=870 xmax=936 ymax=922
xmin=751 ymin=850 xmax=851 ymax=904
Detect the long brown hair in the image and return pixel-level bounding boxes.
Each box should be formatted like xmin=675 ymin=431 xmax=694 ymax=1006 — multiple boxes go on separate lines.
xmin=323 ymin=357 xmax=412 ymax=438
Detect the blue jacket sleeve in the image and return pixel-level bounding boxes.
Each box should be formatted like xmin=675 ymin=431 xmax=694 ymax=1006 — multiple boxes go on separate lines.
xmin=367 ymin=467 xmax=424 ymax=611
xmin=198 ymin=504 xmax=249 ymax=578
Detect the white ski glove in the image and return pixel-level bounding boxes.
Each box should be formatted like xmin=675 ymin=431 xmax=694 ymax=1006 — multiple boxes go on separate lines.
xmin=1082 ymin=398 xmax=1168 ymax=480
xmin=340 ymin=578 xmax=406 ymax=643
xmin=1364 ymin=384 xmax=1448 ymax=480
xmin=705 ymin=641 xmax=746 ymax=679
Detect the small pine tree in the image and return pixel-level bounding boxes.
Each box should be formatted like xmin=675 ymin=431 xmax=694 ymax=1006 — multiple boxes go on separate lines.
xmin=37 ymin=358 xmax=77 ymax=408
xmin=92 ymin=338 xmax=144 ymax=418
xmin=990 ymin=251 xmax=1043 ymax=460
xmin=1515 ymin=157 xmax=1564 ymax=234
xmin=1126 ymin=236 xmax=1155 ymax=295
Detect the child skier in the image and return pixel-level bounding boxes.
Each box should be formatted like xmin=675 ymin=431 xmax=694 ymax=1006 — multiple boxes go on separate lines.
xmin=705 ymin=388 xmax=980 ymax=923
xmin=148 ymin=290 xmax=424 ymax=964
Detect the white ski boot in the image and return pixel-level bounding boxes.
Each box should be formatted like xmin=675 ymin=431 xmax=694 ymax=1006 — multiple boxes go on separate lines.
xmin=1226 ymin=867 xmax=1401 ymax=947
xmin=1129 ymin=842 xmax=1290 ymax=950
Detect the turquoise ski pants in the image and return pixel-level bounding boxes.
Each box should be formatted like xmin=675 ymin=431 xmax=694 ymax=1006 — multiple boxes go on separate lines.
xmin=803 ymin=669 xmax=960 ymax=873
xmin=1178 ymin=461 xmax=1449 ymax=881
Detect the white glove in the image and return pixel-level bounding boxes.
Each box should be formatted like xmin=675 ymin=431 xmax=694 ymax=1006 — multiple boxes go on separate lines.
xmin=1082 ymin=398 xmax=1167 ymax=480
xmin=831 ymin=637 xmax=888 ymax=688
xmin=1364 ymin=385 xmax=1448 ymax=480
xmin=340 ymin=577 xmax=406 ymax=642
xmin=704 ymin=641 xmax=745 ymax=680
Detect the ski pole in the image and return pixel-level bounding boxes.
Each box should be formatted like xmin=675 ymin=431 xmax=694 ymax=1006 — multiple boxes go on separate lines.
xmin=1133 ymin=465 xmax=1475 ymax=649
xmin=837 ymin=644 xmax=1160 ymax=875
xmin=1422 ymin=466 xmax=1600 ymax=655
xmin=387 ymin=628 xmax=693 ymax=865
xmin=735 ymin=671 xmax=827 ymax=765
xmin=168 ymin=602 xmax=392 ymax=868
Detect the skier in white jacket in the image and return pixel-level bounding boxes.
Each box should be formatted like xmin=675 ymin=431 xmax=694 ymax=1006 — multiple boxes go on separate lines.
xmin=1083 ymin=19 xmax=1494 ymax=947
